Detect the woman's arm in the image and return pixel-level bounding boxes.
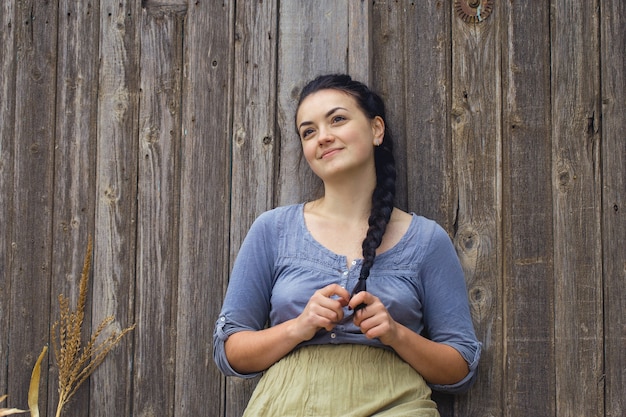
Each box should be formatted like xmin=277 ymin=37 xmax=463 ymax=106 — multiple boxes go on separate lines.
xmin=225 ymin=284 xmax=351 ymax=374
xmin=388 ymin=325 xmax=469 ymax=384
xmin=224 ymin=320 xmax=303 ymax=374
xmin=351 ymin=293 xmax=469 ymax=385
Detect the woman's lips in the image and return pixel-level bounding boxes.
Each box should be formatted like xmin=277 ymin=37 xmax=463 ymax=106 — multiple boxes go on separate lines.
xmin=320 ymin=148 xmax=342 ymax=159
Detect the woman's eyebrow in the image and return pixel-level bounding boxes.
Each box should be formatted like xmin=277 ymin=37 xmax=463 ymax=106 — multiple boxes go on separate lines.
xmin=298 ymin=107 xmax=348 ymax=130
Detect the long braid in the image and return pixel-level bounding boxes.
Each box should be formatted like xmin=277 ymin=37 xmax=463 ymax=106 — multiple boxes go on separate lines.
xmin=360 ymin=137 xmax=396 ymax=281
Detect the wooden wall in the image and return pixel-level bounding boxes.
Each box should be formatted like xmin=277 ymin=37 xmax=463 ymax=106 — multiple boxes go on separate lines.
xmin=0 ymin=1 xmax=624 ymax=416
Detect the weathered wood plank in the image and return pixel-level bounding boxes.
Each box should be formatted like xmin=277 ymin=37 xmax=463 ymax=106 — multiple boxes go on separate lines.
xmin=0 ymin=0 xmax=16 ymax=400
xmin=450 ymin=4 xmax=502 ymax=416
xmin=142 ymin=0 xmax=186 ymax=12
xmin=6 ymin=0 xmax=58 ymax=411
xmin=276 ymin=1 xmax=353 ymax=206
xmin=404 ymin=1 xmax=456 ymax=232
xmin=132 ymin=4 xmax=185 ymax=417
xmin=501 ymin=1 xmax=555 ymax=416
xmin=91 ymin=1 xmax=140 ymax=416
xmin=47 ymin=1 xmax=100 ymax=416
xmin=551 ymin=1 xmax=604 ymax=416
xmin=348 ymin=0 xmax=371 ymax=86
xmin=600 ymin=1 xmax=626 ymax=416
xmin=371 ymin=4 xmax=408 ymax=211
xmin=410 ymin=1 xmax=456 ymax=232
xmin=225 ymin=0 xmax=278 ymax=414
xmin=372 ymin=6 xmax=455 ymax=414
xmin=174 ymin=1 xmax=233 ymax=416
xmin=230 ymin=0 xmax=278 ymax=259
xmin=412 ymin=2 xmax=456 ymax=411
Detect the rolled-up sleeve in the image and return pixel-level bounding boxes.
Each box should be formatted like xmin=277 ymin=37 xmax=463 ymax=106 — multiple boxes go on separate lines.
xmin=429 ymin=340 xmax=481 ymax=393
xmin=212 ymin=211 xmax=278 ymax=377
xmin=420 ymin=223 xmax=482 ymax=394
xmin=213 ymin=314 xmax=262 ymax=378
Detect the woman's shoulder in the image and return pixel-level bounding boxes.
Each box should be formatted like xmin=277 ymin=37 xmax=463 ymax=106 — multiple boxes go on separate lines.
xmin=242 ymin=204 xmax=304 ymax=248
xmin=395 ymin=209 xmax=454 ymax=251
xmin=252 ymin=203 xmax=304 ymax=228
xmin=259 ymin=203 xmax=302 ymax=217
xmin=390 ymin=208 xmax=441 ymax=239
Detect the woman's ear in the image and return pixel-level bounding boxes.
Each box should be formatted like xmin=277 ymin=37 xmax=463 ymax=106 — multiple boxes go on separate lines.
xmin=371 ymin=116 xmax=385 ymax=144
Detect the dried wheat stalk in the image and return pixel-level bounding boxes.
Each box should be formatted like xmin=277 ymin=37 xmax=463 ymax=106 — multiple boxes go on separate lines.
xmin=0 ymin=395 xmax=27 ymax=416
xmin=51 ymin=236 xmax=135 ymax=417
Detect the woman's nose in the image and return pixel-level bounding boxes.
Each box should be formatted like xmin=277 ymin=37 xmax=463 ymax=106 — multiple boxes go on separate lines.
xmin=317 ymin=127 xmax=334 ymax=144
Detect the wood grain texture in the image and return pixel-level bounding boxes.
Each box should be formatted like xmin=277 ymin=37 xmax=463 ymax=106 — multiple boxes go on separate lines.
xmin=7 ymin=0 xmax=57 ymax=411
xmin=91 ymin=1 xmax=140 ymax=416
xmin=551 ymin=1 xmax=604 ymax=416
xmin=225 ymin=0 xmax=278 ymax=414
xmin=600 ymin=1 xmax=626 ymax=416
xmin=133 ymin=4 xmax=185 ymax=417
xmin=348 ymin=0 xmax=372 ymax=86
xmin=0 ymin=0 xmax=16 ymax=399
xmin=47 ymin=1 xmax=100 ymax=416
xmin=371 ymin=7 xmax=455 ymax=414
xmin=450 ymin=3 xmax=502 ymax=416
xmin=174 ymin=1 xmax=233 ymax=416
xmin=501 ymin=1 xmax=556 ymax=415
xmin=406 ymin=1 xmax=456 ymax=232
xmin=276 ymin=1 xmax=351 ymax=206
xmin=230 ymin=0 xmax=278 ymax=254
xmin=371 ymin=3 xmax=409 ymax=211
xmin=0 ymin=1 xmax=624 ymax=416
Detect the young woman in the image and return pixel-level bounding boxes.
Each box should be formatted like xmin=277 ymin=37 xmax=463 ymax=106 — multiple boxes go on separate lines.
xmin=213 ymin=74 xmax=481 ymax=416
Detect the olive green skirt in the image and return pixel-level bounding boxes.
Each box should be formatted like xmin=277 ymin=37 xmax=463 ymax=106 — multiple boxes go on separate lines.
xmin=243 ymin=344 xmax=439 ymax=417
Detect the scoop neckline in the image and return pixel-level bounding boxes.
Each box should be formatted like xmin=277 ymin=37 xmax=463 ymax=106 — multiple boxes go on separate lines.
xmin=297 ymin=202 xmax=416 ymax=265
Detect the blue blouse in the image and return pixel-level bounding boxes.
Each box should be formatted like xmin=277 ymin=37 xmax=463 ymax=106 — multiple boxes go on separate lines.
xmin=213 ymin=204 xmax=481 ymax=393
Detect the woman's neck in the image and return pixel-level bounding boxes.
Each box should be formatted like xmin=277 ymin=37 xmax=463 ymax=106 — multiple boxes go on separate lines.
xmin=310 ymin=178 xmax=375 ymax=224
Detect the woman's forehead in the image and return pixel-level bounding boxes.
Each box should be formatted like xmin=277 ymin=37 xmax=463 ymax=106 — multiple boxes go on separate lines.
xmin=296 ymin=89 xmax=359 ymax=121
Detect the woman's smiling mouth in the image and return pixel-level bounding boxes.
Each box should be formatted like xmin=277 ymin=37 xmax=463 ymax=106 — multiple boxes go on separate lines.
xmin=320 ymin=148 xmax=342 ymax=159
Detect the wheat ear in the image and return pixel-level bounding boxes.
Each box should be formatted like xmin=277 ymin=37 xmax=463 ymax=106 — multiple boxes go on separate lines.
xmin=52 ymin=236 xmax=135 ymax=417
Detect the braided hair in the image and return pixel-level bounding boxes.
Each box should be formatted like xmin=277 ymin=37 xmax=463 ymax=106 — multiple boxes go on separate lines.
xmin=297 ymin=74 xmax=397 ymax=289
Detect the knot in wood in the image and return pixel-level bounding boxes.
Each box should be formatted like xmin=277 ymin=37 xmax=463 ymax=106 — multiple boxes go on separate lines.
xmin=468 ymin=285 xmax=492 ymax=320
xmin=235 ymin=127 xmax=246 ymax=147
xmin=457 ymin=226 xmax=480 ymax=253
xmin=556 ymin=160 xmax=574 ymax=193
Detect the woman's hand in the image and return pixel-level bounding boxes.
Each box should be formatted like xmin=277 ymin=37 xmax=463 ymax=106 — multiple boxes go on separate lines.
xmin=349 ymin=291 xmax=470 ymax=385
xmin=225 ymin=283 xmax=351 ymax=374
xmin=292 ymin=283 xmax=351 ymax=341
xmin=349 ymin=292 xmax=399 ymax=346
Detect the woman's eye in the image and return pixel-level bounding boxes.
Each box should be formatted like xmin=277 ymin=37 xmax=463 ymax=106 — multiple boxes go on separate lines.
xmin=332 ymin=115 xmax=346 ymax=123
xmin=301 ymin=128 xmax=314 ymax=139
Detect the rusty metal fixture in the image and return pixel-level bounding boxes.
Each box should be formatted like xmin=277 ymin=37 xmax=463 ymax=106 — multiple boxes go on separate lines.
xmin=455 ymin=0 xmax=493 ymax=23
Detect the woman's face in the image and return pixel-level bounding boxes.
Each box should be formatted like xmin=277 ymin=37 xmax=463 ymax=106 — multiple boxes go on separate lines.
xmin=295 ymin=89 xmax=384 ymax=182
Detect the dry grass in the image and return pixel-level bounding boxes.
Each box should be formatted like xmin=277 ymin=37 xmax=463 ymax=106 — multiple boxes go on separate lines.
xmin=0 ymin=395 xmax=27 ymax=416
xmin=51 ymin=236 xmax=135 ymax=417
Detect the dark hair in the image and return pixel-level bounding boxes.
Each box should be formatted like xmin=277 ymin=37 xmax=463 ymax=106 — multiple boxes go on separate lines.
xmin=296 ymin=74 xmax=397 ymax=285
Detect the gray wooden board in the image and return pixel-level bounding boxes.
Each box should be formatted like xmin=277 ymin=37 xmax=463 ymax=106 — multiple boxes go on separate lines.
xmin=552 ymin=1 xmax=604 ymax=416
xmin=91 ymin=1 xmax=140 ymax=416
xmin=174 ymin=1 xmax=233 ymax=416
xmin=501 ymin=0 xmax=556 ymax=414
xmin=7 ymin=0 xmax=57 ymax=411
xmin=601 ymin=1 xmax=626 ymax=416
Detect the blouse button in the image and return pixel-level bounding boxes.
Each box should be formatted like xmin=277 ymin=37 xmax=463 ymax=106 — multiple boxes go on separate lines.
xmin=351 ymin=260 xmax=357 ymax=266
xmin=330 ymin=333 xmax=336 ymax=339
